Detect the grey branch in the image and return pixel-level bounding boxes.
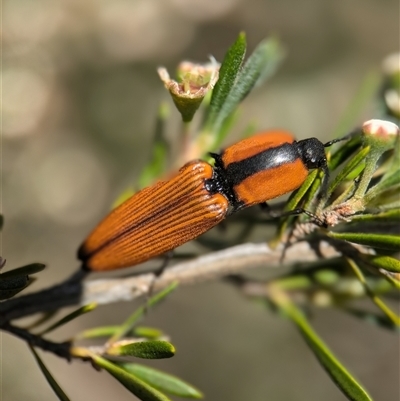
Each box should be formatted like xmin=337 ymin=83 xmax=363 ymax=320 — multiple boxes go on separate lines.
xmin=82 ymin=241 xmax=340 ymax=306
xmin=0 ymin=240 xmax=342 ymax=323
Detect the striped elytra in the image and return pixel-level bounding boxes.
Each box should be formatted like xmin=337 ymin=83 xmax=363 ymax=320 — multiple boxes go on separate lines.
xmin=78 ymin=161 xmax=229 ymax=271
xmin=79 ymin=130 xmax=338 ymax=272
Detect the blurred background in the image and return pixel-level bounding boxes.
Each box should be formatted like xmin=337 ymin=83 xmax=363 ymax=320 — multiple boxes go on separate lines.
xmin=2 ymin=0 xmax=399 ymax=400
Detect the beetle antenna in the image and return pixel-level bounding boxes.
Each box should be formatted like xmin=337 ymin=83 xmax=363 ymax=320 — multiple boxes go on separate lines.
xmin=320 ymin=128 xmax=361 ymax=198
xmin=323 ymin=127 xmax=359 ymax=147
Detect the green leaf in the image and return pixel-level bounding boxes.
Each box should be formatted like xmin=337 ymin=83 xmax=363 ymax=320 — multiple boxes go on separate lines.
xmin=275 ymin=170 xmax=318 ymax=239
xmin=108 ymin=282 xmax=178 ymax=344
xmin=346 ymin=258 xmax=399 ymax=326
xmin=361 ymin=254 xmax=400 ymax=273
xmin=373 ymin=186 xmax=400 ymax=206
xmin=77 ymin=325 xmax=164 ymax=340
xmin=250 ymin=37 xmax=285 ymax=88
xmin=120 ymin=363 xmax=203 ymax=399
xmin=370 ymin=293 xmax=400 ymax=323
xmin=91 ymin=354 xmax=172 ymax=401
xmin=212 ymin=110 xmax=239 ymax=151
xmin=377 ymin=269 xmax=400 ymax=289
xmin=25 ymin=311 xmax=59 ymax=330
xmin=29 ymin=345 xmax=71 ymax=401
xmin=0 ymin=275 xmax=30 ymax=300
xmin=206 ymin=32 xmax=247 ymax=130
xmin=133 ymin=326 xmax=164 ymax=339
xmin=40 ymin=303 xmax=97 ymax=335
xmin=348 ymin=209 xmax=400 ymax=223
xmin=108 ymin=340 xmax=175 ymax=359
xmin=269 ymin=288 xmax=372 ymax=401
xmin=328 ymin=136 xmax=362 ymax=171
xmin=287 ymin=170 xmax=319 ymax=210
xmin=0 ymin=263 xmax=42 ymax=299
xmin=327 ymin=147 xmax=370 ymax=198
xmin=213 ymin=37 xmax=285 ymax=147
xmin=329 ymin=232 xmax=400 ymax=251
xmin=365 ymin=169 xmax=400 ymax=201
xmin=314 ymin=269 xmax=341 ymax=286
xmin=233 ymin=37 xmax=283 ymax=100
xmin=274 ymin=275 xmax=313 ymax=291
xmin=77 ymin=325 xmax=121 ymax=339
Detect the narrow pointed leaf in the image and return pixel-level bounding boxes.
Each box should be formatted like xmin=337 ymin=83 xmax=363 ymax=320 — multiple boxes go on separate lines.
xmin=275 ymin=170 xmax=318 ymax=238
xmin=77 ymin=325 xmax=120 ymax=339
xmin=349 ymin=209 xmax=400 ymax=223
xmin=29 ymin=345 xmax=70 ymax=401
xmin=133 ymin=326 xmax=164 ymax=339
xmin=377 ymin=270 xmax=400 ymax=289
xmin=25 ymin=311 xmax=59 ymax=330
xmin=120 ymin=363 xmax=203 ymax=399
xmin=361 ymin=254 xmax=400 ymax=273
xmin=234 ymin=37 xmax=284 ymax=100
xmin=108 ymin=282 xmax=178 ymax=344
xmin=91 ymin=354 xmax=172 ymax=401
xmin=274 ymin=275 xmax=313 ymax=291
xmin=0 ymin=275 xmax=29 ymax=298
xmin=213 ymin=37 xmax=285 ymax=147
xmin=212 ymin=111 xmax=239 ymax=151
xmin=369 ymin=296 xmax=400 ymax=326
xmin=366 ymin=169 xmax=400 ymax=200
xmin=378 ymin=199 xmax=400 ymax=211
xmin=108 ymin=340 xmax=175 ymax=359
xmin=328 ymin=137 xmax=362 ymax=171
xmin=368 ymin=276 xmax=400 ymax=295
xmin=327 ymin=147 xmax=370 ymax=197
xmin=381 ymin=270 xmax=400 ymax=290
xmin=0 ymin=276 xmax=37 ymax=300
xmin=250 ymin=37 xmax=285 ymax=88
xmin=347 ymin=258 xmax=400 ymax=326
xmin=0 ymin=263 xmax=45 ymax=279
xmin=329 ymin=232 xmax=400 ymax=251
xmin=371 ymin=188 xmax=400 ymax=208
xmin=206 ymin=32 xmax=246 ymax=129
xmin=40 ymin=303 xmax=97 ymax=335
xmin=77 ymin=325 xmax=164 ymax=340
xmin=270 ymin=289 xmax=372 ymax=401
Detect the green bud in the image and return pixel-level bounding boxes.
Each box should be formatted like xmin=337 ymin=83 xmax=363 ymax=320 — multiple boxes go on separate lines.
xmin=158 ymin=59 xmax=219 ymax=123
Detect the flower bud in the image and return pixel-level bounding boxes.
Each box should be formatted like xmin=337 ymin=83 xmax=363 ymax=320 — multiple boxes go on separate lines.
xmin=353 ymin=119 xmax=400 ymax=200
xmin=158 ymin=59 xmax=219 ymax=123
xmin=362 ymin=119 xmax=399 ymax=150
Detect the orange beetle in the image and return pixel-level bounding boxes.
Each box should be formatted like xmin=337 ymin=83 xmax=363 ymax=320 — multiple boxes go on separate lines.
xmin=79 ymin=130 xmax=339 ymax=271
